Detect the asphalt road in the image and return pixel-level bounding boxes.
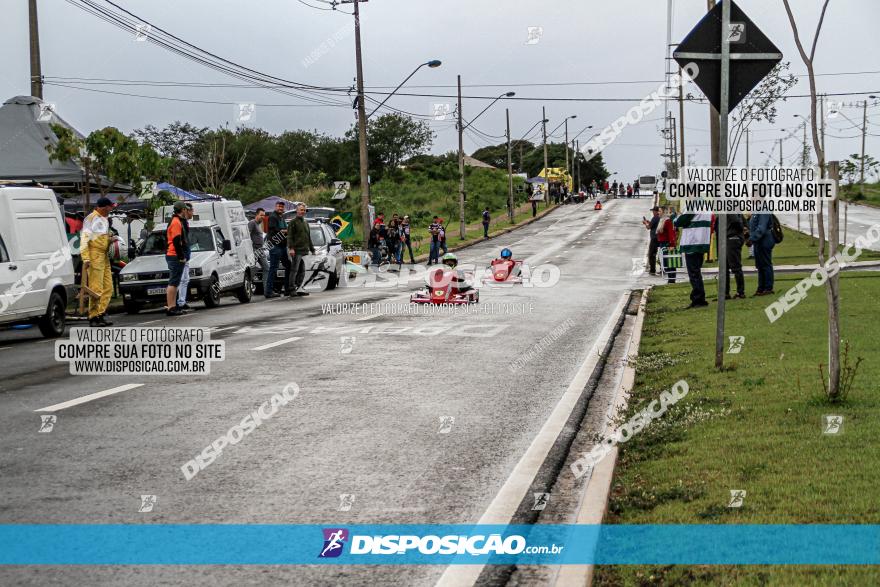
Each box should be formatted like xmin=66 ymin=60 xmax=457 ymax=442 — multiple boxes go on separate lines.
xmin=0 ymin=197 xmax=654 ymax=586
xmin=779 ymin=201 xmax=880 ymax=249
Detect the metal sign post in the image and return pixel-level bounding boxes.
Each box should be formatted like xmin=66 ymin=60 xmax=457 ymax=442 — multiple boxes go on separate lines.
xmin=674 ymin=0 xmax=782 ymax=368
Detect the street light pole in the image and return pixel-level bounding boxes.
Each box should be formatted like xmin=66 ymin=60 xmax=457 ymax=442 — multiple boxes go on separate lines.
xmin=29 ymin=0 xmax=43 ymax=99
xmin=564 ymin=118 xmax=570 ymax=187
xmin=367 ymin=60 xmax=441 ymax=120
xmin=457 ymin=75 xmax=466 ymax=239
xmin=507 ymin=108 xmax=514 ymax=223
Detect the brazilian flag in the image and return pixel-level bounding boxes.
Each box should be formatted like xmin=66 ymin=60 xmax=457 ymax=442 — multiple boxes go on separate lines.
xmin=331 ymin=212 xmax=354 ymax=239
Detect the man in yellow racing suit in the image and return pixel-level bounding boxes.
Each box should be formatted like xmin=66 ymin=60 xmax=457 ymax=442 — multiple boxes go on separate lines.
xmin=80 ymin=197 xmax=116 ymax=327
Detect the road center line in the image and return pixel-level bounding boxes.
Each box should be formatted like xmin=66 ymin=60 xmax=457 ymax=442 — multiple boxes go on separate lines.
xmin=252 ymin=337 xmax=303 ymax=351
xmin=34 ymin=383 xmax=145 ymax=413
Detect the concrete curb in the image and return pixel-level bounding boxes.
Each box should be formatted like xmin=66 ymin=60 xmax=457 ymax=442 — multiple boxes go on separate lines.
xmin=412 ymin=204 xmax=561 ymax=264
xmin=553 ymin=287 xmax=651 ymax=587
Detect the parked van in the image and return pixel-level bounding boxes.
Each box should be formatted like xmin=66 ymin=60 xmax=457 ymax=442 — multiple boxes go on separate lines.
xmin=0 ymin=186 xmax=75 ymax=337
xmin=119 ymin=200 xmax=255 ymax=313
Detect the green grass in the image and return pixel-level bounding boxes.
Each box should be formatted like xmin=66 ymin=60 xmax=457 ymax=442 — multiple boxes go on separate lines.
xmin=701 ymin=226 xmax=880 ymax=269
xmin=840 ymin=182 xmax=880 ymax=208
xmin=594 ymin=273 xmax=880 ymax=586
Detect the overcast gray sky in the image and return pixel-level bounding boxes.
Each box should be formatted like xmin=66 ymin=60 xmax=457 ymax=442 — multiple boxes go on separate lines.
xmin=2 ymin=0 xmax=879 ymax=183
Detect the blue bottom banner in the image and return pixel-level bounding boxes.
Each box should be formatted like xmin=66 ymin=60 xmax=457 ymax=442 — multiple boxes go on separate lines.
xmin=1 ymin=524 xmax=879 ymax=565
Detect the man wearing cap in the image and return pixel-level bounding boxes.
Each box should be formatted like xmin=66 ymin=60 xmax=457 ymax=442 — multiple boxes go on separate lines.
xmin=81 ymin=197 xmax=116 ymax=327
xmin=287 ymin=203 xmax=315 ymax=297
xmin=165 ymin=201 xmax=189 ymax=316
xmin=642 ymin=206 xmax=661 ymax=275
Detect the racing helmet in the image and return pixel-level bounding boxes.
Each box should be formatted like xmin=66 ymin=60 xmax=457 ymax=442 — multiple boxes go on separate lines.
xmin=441 ymin=253 xmax=458 ymax=268
xmin=500 ymin=248 xmax=512 ymax=260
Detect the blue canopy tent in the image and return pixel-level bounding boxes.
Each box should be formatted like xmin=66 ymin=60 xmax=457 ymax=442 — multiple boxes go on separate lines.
xmin=156 ymin=182 xmax=218 ymax=201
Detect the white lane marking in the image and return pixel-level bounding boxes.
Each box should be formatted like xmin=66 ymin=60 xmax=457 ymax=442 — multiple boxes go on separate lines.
xmin=0 ymin=347 xmax=10 ymax=351
xmin=435 ymin=293 xmax=629 ymax=587
xmin=140 ymin=319 xmax=162 ymax=325
xmin=210 ymin=326 xmax=236 ymax=333
xmin=356 ymin=314 xmax=382 ymax=321
xmin=252 ymin=337 xmax=303 ymax=351
xmin=34 ymin=383 xmax=145 ymax=413
xmin=37 ymin=339 xmax=56 ymax=344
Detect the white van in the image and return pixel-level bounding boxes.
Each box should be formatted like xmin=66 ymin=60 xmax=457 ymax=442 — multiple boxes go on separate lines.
xmin=119 ymin=200 xmax=255 ymax=313
xmin=0 ymin=186 xmax=75 ymax=337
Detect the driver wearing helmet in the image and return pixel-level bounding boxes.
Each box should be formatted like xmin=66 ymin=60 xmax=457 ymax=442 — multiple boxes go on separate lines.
xmin=490 ymin=247 xmax=519 ymax=278
xmin=440 ymin=252 xmax=473 ymax=293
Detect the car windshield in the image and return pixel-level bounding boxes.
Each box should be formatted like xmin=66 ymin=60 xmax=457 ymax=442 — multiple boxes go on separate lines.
xmin=140 ymin=227 xmax=216 ymax=255
xmin=310 ymin=226 xmax=326 ymax=246
xmin=640 ymin=176 xmax=656 ymax=184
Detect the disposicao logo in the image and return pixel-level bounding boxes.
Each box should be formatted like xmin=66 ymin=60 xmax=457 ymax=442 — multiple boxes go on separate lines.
xmin=319 ymin=528 xmax=349 ymax=558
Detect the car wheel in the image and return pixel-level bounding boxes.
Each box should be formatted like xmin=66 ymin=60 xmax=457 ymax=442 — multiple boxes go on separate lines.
xmin=204 ymin=275 xmax=221 ymax=308
xmin=123 ymin=299 xmax=141 ymax=314
xmin=38 ymin=290 xmax=66 ymax=338
xmin=237 ymin=271 xmax=253 ymax=303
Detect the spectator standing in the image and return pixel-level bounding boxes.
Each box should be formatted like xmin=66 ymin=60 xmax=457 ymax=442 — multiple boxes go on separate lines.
xmin=656 ymin=207 xmax=678 ymax=284
xmin=642 ymin=206 xmax=661 ymax=275
xmin=725 ymin=213 xmax=746 ymax=299
xmin=674 ymin=211 xmax=713 ymax=308
xmin=164 ymin=201 xmax=189 ymax=316
xmin=81 ymin=197 xmax=116 ymax=326
xmin=748 ymin=213 xmax=776 ymax=296
xmin=400 ymin=215 xmax=416 ymax=264
xmin=633 ymin=179 xmax=640 ymax=195
xmin=176 ymin=203 xmax=194 ymax=311
xmin=386 ymin=218 xmax=401 ymax=266
xmin=626 ymin=184 xmax=633 ymax=198
xmin=611 ymin=180 xmax=618 ymax=194
xmin=482 ymin=207 xmax=491 ymax=238
xmin=438 ymin=219 xmax=448 ymax=255
xmin=287 ymin=203 xmax=315 ymax=297
xmin=428 ymin=216 xmax=442 ymax=264
xmin=265 ymin=201 xmax=289 ymax=297
xmin=248 ymin=208 xmax=270 ymax=296
xmin=531 ymin=198 xmax=538 ymax=217
xmin=368 ymin=224 xmax=381 ymax=266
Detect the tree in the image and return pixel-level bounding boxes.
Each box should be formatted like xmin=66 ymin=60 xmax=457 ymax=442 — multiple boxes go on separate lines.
xmin=840 ymin=154 xmax=878 ymax=192
xmin=782 ymin=0 xmax=840 ymax=399
xmin=132 ymin=122 xmax=206 ymax=186
xmin=47 ymin=125 xmax=166 ymax=210
xmin=190 ymin=127 xmax=249 ymax=196
xmin=728 ymin=62 xmax=799 ymax=163
xmin=347 ymin=113 xmax=434 ymax=180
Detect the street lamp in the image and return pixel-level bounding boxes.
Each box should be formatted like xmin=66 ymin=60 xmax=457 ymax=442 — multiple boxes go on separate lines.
xmin=458 ymin=90 xmax=515 ymax=238
xmin=367 ymin=60 xmax=442 ymax=119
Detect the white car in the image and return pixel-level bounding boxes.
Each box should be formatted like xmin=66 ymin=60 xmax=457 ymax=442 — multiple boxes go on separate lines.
xmin=255 ymin=220 xmax=345 ymax=293
xmin=0 ymin=186 xmax=75 ymax=337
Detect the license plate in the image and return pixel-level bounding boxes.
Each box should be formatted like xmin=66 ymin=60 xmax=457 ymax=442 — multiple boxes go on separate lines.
xmin=147 ymin=287 xmax=167 ymax=296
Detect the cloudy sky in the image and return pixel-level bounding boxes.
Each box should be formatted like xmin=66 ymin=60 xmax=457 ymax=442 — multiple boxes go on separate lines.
xmin=2 ymin=0 xmax=878 ymax=182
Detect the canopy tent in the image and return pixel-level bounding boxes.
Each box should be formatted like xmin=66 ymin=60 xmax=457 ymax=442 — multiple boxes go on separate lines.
xmin=537 ymin=167 xmax=573 ymax=191
xmin=0 ymin=96 xmax=120 ymax=190
xmin=156 ymin=182 xmax=218 ymax=201
xmin=244 ymin=195 xmax=297 ymax=212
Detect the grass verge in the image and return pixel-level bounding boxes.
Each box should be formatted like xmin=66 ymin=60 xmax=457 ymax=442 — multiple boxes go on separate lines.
xmin=594 ymin=273 xmax=880 ymax=586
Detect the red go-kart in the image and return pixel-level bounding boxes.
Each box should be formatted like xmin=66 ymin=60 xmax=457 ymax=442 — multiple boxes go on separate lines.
xmin=410 ymin=267 xmax=479 ymax=305
xmin=483 ymin=258 xmax=524 ymax=284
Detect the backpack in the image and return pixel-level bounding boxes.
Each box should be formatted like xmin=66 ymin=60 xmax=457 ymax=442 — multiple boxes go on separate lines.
xmin=770 ymin=214 xmax=784 ymax=244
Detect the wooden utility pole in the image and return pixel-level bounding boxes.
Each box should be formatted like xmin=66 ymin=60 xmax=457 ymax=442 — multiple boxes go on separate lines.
xmin=346 ymin=0 xmax=371 ymax=242
xmin=29 ymin=0 xmax=43 ymax=99
xmin=860 ymin=99 xmax=868 ymax=192
xmin=542 ymin=106 xmax=549 ymax=203
xmin=506 ymin=108 xmax=514 ymax=223
xmin=457 ymin=75 xmax=466 ymax=239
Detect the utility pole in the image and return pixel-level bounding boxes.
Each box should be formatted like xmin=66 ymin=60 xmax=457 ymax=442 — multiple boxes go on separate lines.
xmin=542 ymin=106 xmax=549 ymax=204
xmin=29 ymin=0 xmax=43 ymax=99
xmin=860 ymin=99 xmax=868 ymax=193
xmin=745 ymin=128 xmax=750 ymax=167
xmin=679 ymin=65 xmax=686 ymax=172
xmin=345 ymin=0 xmax=371 ymax=242
xmin=779 ymin=138 xmax=783 ymax=166
xmin=457 ymin=75 xmax=466 ymax=239
xmin=564 ymin=117 xmax=570 ymax=189
xmin=575 ymin=139 xmax=581 ymax=193
xmin=506 ymin=108 xmax=514 ymax=223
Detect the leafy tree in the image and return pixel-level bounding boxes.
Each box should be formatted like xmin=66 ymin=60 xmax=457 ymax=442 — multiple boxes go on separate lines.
xmin=132 ymin=121 xmax=206 ymax=186
xmin=346 ymin=113 xmax=434 ymax=180
xmin=729 ymin=61 xmax=798 ymax=163
xmin=840 ymin=154 xmax=879 ymax=191
xmin=190 ymin=127 xmax=249 ymax=195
